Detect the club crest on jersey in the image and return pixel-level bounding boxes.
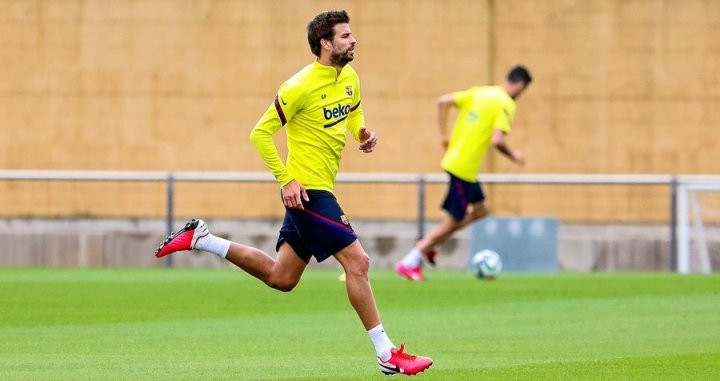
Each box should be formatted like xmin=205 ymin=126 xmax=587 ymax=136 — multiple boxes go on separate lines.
xmin=346 ymin=86 xmax=353 ymax=96
xmin=340 ymin=215 xmax=350 ymax=226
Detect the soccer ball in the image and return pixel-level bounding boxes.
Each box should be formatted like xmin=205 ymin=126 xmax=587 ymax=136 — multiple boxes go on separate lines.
xmin=471 ymin=250 xmax=502 ymax=279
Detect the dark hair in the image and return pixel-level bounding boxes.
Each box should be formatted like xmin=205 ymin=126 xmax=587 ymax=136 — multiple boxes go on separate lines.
xmin=307 ymin=10 xmax=350 ymax=57
xmin=507 ymin=65 xmax=532 ymax=84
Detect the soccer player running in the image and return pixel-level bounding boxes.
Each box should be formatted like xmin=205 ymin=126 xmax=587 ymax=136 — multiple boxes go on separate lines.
xmin=154 ymin=10 xmax=432 ymax=376
xmin=395 ymin=66 xmax=532 ymax=281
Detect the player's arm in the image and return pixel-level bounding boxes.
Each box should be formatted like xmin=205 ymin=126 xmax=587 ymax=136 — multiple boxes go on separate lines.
xmin=249 ymin=84 xmax=309 ymax=210
xmin=491 ymin=105 xmax=525 ymax=166
xmin=437 ymin=93 xmax=457 ymax=149
xmin=348 ymin=82 xmax=377 ymax=153
xmin=491 ymin=129 xmax=525 ymax=166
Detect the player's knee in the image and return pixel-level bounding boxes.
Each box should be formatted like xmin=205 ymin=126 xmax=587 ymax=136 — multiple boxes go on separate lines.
xmin=472 ymin=205 xmax=490 ymax=220
xmin=345 ymin=252 xmax=370 ymax=279
xmin=449 ymin=218 xmax=463 ymax=228
xmin=269 ymin=280 xmax=296 ymax=293
xmin=267 ymin=276 xmax=298 ymax=292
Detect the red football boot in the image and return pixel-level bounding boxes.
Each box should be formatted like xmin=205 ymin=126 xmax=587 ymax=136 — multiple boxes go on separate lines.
xmin=155 ymin=219 xmax=209 ymax=258
xmin=424 ymin=248 xmax=438 ymax=267
xmin=377 ymin=344 xmax=433 ymax=376
xmin=395 ymin=263 xmax=424 ymax=281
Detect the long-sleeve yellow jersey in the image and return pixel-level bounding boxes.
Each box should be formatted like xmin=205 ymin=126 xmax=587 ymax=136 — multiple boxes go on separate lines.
xmin=250 ymin=61 xmax=366 ymax=192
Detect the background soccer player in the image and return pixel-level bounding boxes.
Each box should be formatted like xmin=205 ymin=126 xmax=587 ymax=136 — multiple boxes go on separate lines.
xmin=396 ymin=66 xmax=532 ymax=281
xmin=155 ymin=10 xmax=432 ymax=376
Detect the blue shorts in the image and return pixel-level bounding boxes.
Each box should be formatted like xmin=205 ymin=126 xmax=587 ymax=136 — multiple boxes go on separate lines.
xmin=441 ymin=171 xmax=486 ymax=221
xmin=276 ymin=190 xmax=357 ymax=263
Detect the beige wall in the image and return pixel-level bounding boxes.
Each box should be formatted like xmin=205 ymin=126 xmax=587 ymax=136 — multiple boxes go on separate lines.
xmin=1 ymin=0 xmax=718 ymax=221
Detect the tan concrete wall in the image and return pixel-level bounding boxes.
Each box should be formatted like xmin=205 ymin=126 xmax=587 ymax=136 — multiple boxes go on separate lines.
xmin=2 ymin=219 xmax=719 ymax=271
xmin=1 ymin=0 xmax=718 ymax=222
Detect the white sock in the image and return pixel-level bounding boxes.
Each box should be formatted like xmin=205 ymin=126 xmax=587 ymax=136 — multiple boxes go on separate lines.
xmin=194 ymin=234 xmax=231 ymax=258
xmin=368 ymin=324 xmax=395 ymax=362
xmin=401 ymin=248 xmax=424 ymax=268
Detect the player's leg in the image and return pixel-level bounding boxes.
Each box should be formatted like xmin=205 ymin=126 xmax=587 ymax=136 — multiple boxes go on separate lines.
xmin=395 ymin=214 xmax=459 ymax=280
xmin=225 ymin=242 xmax=306 ymax=292
xmin=397 ymin=176 xmax=486 ymax=279
xmin=155 ymin=219 xmax=306 ymax=292
xmin=334 ymin=240 xmax=380 ymax=329
xmin=417 ymin=200 xmax=489 ymax=252
xmin=452 ymin=200 xmax=489 ymax=231
xmin=334 ymin=240 xmax=433 ymax=376
xmin=417 ymin=214 xmax=462 ymax=252
xmin=397 ymin=175 xmax=467 ymax=276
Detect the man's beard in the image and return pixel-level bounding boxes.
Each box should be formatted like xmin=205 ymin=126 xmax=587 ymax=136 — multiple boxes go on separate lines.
xmin=330 ymin=48 xmax=354 ymax=66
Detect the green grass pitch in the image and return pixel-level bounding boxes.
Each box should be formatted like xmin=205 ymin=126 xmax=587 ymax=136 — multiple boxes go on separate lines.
xmin=1 ymin=268 xmax=719 ymax=380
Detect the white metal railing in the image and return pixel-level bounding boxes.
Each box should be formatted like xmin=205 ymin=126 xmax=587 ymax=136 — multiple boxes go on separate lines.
xmin=3 ymin=170 xmax=718 ymax=184
xmin=1 ymin=170 xmax=719 ymax=272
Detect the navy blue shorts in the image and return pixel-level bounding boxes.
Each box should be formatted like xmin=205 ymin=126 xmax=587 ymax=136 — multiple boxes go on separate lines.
xmin=441 ymin=171 xmax=486 ymax=221
xmin=276 ymin=190 xmax=357 ymax=263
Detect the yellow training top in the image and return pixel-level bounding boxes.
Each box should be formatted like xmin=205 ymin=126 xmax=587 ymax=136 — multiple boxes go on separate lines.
xmin=441 ymin=86 xmax=516 ymax=182
xmin=250 ymin=61 xmax=365 ymax=192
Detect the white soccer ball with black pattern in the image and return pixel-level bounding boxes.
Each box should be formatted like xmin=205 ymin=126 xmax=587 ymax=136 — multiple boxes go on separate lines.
xmin=471 ymin=250 xmax=502 ymax=279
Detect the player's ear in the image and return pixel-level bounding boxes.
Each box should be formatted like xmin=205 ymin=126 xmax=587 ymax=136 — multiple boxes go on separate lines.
xmin=320 ymin=38 xmax=333 ymax=51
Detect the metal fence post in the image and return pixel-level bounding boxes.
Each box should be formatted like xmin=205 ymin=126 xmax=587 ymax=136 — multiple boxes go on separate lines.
xmin=417 ymin=175 xmax=426 ymax=241
xmin=166 ymin=172 xmax=175 ymax=268
xmin=669 ymin=176 xmax=678 ymax=272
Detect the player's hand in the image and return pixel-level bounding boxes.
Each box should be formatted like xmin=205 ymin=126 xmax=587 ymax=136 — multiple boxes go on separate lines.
xmin=281 ymin=180 xmax=309 ymax=210
xmin=359 ymin=128 xmax=377 ymax=153
xmin=512 ymin=150 xmax=526 ymax=166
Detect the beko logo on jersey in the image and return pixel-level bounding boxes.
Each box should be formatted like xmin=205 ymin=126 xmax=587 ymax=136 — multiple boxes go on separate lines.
xmin=322 ymin=104 xmax=351 ymax=128
xmin=323 ymin=104 xmax=351 ymax=120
